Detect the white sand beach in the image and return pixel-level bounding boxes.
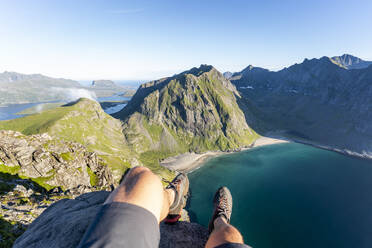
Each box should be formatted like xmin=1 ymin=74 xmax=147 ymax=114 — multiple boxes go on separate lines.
xmin=160 ymin=137 xmax=288 ymax=173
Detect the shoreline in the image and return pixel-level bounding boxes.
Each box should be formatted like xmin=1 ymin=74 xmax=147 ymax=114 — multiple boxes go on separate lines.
xmin=160 ymin=137 xmax=288 ymax=173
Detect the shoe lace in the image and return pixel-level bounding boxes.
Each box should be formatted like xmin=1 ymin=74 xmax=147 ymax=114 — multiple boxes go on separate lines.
xmin=217 ymin=194 xmax=230 ymax=219
xmin=163 ymin=178 xmax=181 ymax=191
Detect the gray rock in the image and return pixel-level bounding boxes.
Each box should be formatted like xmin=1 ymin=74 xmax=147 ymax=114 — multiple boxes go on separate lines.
xmin=14 ymin=191 xmax=208 ymax=248
xmin=13 ymin=184 xmax=34 ymax=197
xmin=0 ymin=130 xmax=114 ymax=190
xmin=160 ymin=222 xmax=208 ymax=248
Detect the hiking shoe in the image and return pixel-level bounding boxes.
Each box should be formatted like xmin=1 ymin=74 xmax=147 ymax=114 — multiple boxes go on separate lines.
xmin=166 ymin=173 xmax=189 ymax=215
xmin=208 ymin=186 xmax=233 ymax=233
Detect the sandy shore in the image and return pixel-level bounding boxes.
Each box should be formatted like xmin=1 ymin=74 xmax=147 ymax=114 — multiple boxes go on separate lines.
xmin=160 ymin=137 xmax=288 ymax=173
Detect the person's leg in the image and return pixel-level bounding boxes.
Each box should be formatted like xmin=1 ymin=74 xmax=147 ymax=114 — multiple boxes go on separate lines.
xmin=205 ymin=216 xmax=244 ymax=248
xmin=104 ymin=166 xmax=175 ymax=222
xmin=78 ymin=166 xmax=189 ymax=248
xmin=206 ymin=187 xmax=251 ymax=248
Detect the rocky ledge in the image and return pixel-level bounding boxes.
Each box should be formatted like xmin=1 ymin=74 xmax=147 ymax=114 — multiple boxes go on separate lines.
xmin=14 ymin=191 xmax=209 ymax=248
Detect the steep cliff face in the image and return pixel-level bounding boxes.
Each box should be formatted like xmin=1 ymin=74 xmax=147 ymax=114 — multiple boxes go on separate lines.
xmin=114 ymin=65 xmax=259 ymax=165
xmin=231 ymin=56 xmax=372 ymax=158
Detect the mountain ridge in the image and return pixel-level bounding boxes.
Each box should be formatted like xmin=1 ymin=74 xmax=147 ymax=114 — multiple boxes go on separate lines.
xmin=0 ymin=71 xmax=135 ymax=105
xmin=230 ymin=54 xmax=372 ymax=158
xmin=330 ymin=54 xmax=372 ymax=69
xmin=0 ymin=71 xmax=80 ymax=86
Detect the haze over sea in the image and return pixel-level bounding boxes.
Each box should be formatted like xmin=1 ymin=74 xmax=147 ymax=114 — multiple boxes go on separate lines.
xmin=187 ymin=143 xmax=372 ymax=248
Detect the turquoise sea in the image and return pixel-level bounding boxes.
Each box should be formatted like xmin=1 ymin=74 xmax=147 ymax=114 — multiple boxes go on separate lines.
xmin=186 ymin=143 xmax=372 ymax=248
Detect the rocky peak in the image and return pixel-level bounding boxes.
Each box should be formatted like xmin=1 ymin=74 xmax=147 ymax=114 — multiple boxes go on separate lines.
xmin=183 ymin=64 xmax=216 ymax=77
xmin=240 ymin=65 xmax=269 ymax=74
xmin=330 ymin=54 xmax=372 ymax=69
xmin=229 ymin=65 xmax=270 ymax=82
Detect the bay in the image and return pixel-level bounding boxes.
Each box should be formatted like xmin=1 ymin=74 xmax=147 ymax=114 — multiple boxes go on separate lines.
xmin=186 ymin=143 xmax=372 ymax=248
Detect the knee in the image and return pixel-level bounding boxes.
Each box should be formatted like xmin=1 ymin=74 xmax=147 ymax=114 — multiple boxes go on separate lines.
xmin=206 ymin=223 xmax=244 ymax=248
xmin=128 ymin=166 xmax=152 ymax=175
xmin=223 ymin=225 xmax=244 ymax=243
xmin=125 ymin=166 xmax=155 ymax=182
xmin=131 ymin=166 xmax=158 ymax=181
xmin=124 ymin=166 xmax=163 ymax=192
xmin=214 ymin=224 xmax=244 ymax=243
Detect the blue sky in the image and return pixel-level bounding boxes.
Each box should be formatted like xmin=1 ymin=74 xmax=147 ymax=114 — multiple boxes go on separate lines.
xmin=1 ymin=0 xmax=371 ymax=80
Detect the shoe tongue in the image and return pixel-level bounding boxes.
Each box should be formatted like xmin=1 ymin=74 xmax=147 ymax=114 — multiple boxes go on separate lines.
xmin=216 ymin=212 xmax=229 ymax=223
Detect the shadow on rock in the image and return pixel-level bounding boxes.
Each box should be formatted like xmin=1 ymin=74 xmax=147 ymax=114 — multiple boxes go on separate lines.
xmin=14 ymin=191 xmax=208 ymax=248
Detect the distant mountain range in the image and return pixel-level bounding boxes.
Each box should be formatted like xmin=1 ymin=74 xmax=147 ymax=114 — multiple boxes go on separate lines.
xmin=0 ymin=71 xmax=81 ymax=87
xmin=229 ymin=54 xmax=372 ymax=158
xmin=0 ymin=72 xmax=135 ymax=105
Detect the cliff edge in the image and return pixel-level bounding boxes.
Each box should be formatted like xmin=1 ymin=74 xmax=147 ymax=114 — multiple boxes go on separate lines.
xmin=13 ymin=191 xmax=209 ymax=248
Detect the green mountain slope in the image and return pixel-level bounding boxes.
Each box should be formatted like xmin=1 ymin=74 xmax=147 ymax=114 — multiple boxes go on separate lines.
xmin=114 ymin=65 xmax=259 ymax=166
xmin=0 ymin=99 xmax=135 ymax=180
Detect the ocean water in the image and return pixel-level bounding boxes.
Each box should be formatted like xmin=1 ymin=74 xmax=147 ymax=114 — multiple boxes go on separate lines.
xmin=0 ymin=102 xmax=42 ymax=120
xmin=0 ymin=95 xmax=131 ymax=121
xmin=186 ymin=143 xmax=372 ymax=248
xmin=97 ymin=94 xmax=131 ymax=102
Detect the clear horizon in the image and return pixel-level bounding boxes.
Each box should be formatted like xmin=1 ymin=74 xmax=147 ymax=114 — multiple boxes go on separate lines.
xmin=1 ymin=0 xmax=372 ymax=80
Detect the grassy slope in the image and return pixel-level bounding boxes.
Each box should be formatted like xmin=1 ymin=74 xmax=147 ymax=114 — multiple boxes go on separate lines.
xmin=16 ymin=102 xmax=65 ymax=115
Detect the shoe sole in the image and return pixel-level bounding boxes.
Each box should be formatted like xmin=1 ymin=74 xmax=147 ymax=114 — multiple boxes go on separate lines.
xmin=169 ymin=174 xmax=189 ymax=215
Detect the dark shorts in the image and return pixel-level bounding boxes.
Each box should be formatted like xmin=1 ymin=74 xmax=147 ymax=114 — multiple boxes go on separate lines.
xmin=78 ymin=202 xmax=250 ymax=248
